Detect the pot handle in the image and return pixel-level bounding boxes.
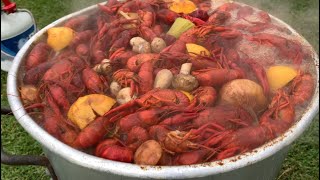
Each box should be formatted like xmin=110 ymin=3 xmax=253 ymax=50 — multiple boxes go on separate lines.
xmin=1 ymin=106 xmax=58 ymax=180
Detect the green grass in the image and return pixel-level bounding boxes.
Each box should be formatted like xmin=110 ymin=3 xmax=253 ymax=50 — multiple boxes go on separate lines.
xmin=1 ymin=0 xmax=319 ymax=179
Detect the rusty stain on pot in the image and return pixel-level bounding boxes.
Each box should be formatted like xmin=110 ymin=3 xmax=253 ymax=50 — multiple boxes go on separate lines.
xmin=139 ymin=165 xmax=163 ymax=171
xmin=139 ymin=166 xmax=147 ymax=170
xmin=217 ymin=162 xmax=224 ymax=166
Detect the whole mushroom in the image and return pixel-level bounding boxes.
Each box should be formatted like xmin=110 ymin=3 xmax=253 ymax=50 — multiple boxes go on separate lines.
xmin=154 ymin=69 xmax=173 ymax=89
xmin=130 ymin=37 xmax=151 ymax=54
xmin=172 ymin=63 xmax=199 ymax=92
xmin=151 ymin=37 xmax=166 ymax=53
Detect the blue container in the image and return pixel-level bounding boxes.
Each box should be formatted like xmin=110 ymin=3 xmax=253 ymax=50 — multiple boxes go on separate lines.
xmin=1 ymin=9 xmax=37 ymax=71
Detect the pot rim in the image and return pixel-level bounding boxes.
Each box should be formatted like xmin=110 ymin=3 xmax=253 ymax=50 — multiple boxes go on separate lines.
xmin=7 ymin=1 xmax=319 ymax=179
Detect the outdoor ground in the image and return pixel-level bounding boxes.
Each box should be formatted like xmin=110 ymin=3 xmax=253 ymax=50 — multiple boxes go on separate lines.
xmin=1 ymin=0 xmax=319 ymax=179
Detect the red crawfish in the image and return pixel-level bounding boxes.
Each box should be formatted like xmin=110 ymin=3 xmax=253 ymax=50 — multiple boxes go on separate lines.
xmin=173 ymin=149 xmax=213 ymax=165
xmin=189 ymin=55 xmax=220 ymax=71
xmin=154 ymin=127 xmax=216 ymax=156
xmin=125 ymin=126 xmax=150 ymax=151
xmin=126 ymin=53 xmax=160 ymax=72
xmin=82 ymin=67 xmax=109 ymax=94
xmin=104 ymin=89 xmax=190 ymax=122
xmin=190 ymin=86 xmax=218 ymax=107
xmin=25 ymin=42 xmax=52 ymax=70
xmin=189 ymin=9 xmax=209 ymax=21
xmin=192 ymin=68 xmax=244 ymax=88
xmin=152 ymin=24 xmax=164 ymax=37
xmin=241 ymin=58 xmax=270 ymax=95
xmin=109 ymin=29 xmax=138 ymax=53
xmin=207 ymin=10 xmax=231 ymax=26
xmin=40 ymin=56 xmax=87 ymax=100
xmin=70 ymin=30 xmax=94 ymax=48
xmin=149 ymin=125 xmax=171 ymax=142
xmin=203 ymin=90 xmax=295 ymax=160
xmin=72 ymin=116 xmax=113 ymax=149
xmin=43 ymin=98 xmax=78 ymax=146
xmin=139 ymin=26 xmax=158 ymax=42
xmin=118 ymin=107 xmax=198 ymax=132
xmin=90 ymin=19 xmax=137 ymax=65
xmin=97 ymin=0 xmax=125 ymax=15
xmin=109 ymin=48 xmax=137 ymax=70
xmin=138 ymin=61 xmax=154 ymax=94
xmin=160 ymin=105 xmax=254 ymax=132
xmin=112 ymin=68 xmax=140 ymax=96
xmin=90 ymin=33 xmax=108 ymax=65
xmin=42 ymin=59 xmax=75 ymax=83
xmin=23 ymin=60 xmax=56 ymax=85
xmin=246 ymin=33 xmax=304 ymax=65
xmin=64 ymin=15 xmax=88 ymax=31
xmin=44 ymin=84 xmax=71 ymax=115
xmin=156 ymin=9 xmax=179 ymax=25
xmin=116 ymin=56 xmax=160 ymax=96
xmin=290 ymin=71 xmax=314 ymax=106
xmin=182 ymin=14 xmax=206 ymax=26
xmin=95 ymin=138 xmax=133 ymax=163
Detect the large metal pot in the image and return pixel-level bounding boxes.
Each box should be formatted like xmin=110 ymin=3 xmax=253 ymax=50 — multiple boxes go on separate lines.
xmin=7 ymin=1 xmax=319 ymax=180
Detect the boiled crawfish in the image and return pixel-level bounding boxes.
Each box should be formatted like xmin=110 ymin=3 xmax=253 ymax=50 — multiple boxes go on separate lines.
xmin=192 ymin=68 xmax=244 ymax=87
xmin=104 ymin=89 xmax=190 ymax=122
xmin=203 ymin=90 xmax=295 ymax=160
xmin=246 ymin=33 xmax=304 ymax=65
xmin=95 ymin=138 xmax=133 ymax=163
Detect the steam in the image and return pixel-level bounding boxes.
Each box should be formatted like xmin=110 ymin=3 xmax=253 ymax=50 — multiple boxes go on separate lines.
xmin=237 ymin=0 xmax=319 ymax=53
xmin=65 ymin=0 xmax=319 ymax=53
xmin=68 ymin=0 xmax=103 ymax=13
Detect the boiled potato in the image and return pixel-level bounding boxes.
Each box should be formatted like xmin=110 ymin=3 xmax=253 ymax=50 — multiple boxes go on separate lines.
xmin=219 ymin=79 xmax=267 ymax=113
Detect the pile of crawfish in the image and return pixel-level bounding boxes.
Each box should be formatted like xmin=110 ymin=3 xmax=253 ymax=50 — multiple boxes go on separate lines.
xmin=20 ymin=0 xmax=315 ymax=166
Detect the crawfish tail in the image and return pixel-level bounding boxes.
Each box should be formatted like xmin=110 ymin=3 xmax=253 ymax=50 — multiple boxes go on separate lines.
xmin=103 ymin=101 xmax=139 ymax=122
xmin=25 ymin=42 xmax=52 ymax=71
xmin=70 ymin=30 xmax=94 ymax=48
xmin=214 ymin=126 xmax=271 ymax=160
xmin=192 ymin=68 xmax=243 ymax=87
xmin=23 ymin=61 xmax=56 ymax=85
xmin=290 ymin=72 xmax=314 ymax=106
xmin=72 ymin=117 xmax=110 ymax=149
xmin=243 ymin=58 xmax=270 ymax=95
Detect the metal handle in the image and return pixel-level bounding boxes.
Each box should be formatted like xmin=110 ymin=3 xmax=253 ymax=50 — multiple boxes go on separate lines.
xmin=1 ymin=106 xmax=58 ymax=180
xmin=18 ymin=9 xmax=38 ymax=32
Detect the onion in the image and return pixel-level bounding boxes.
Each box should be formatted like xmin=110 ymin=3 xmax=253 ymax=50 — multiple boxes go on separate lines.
xmin=219 ymin=79 xmax=267 ymax=113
